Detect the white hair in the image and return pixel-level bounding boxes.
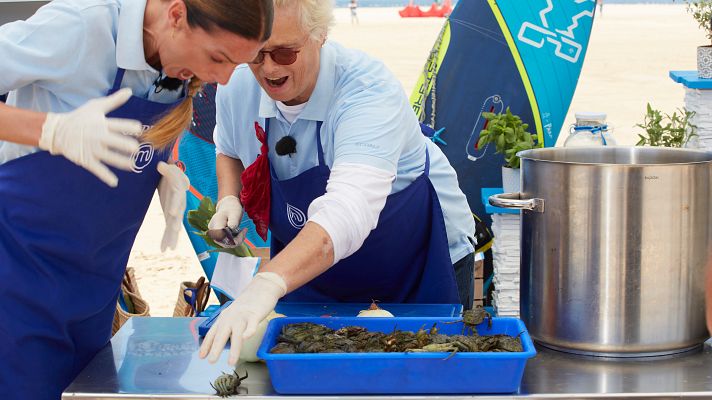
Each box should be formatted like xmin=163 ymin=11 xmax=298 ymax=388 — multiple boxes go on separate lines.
xmin=274 ymin=0 xmax=335 ymax=40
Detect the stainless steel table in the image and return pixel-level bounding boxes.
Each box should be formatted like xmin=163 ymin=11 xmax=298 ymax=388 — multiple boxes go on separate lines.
xmin=63 ymin=317 xmax=712 ymax=399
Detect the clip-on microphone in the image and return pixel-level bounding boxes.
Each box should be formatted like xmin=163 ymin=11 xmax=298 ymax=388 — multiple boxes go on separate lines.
xmin=153 ymin=72 xmax=183 ymax=93
xmin=275 ymin=136 xmax=297 ymax=156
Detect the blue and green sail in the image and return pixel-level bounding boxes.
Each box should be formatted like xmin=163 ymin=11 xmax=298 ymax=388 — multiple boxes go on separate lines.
xmin=412 ymin=0 xmax=595 ymax=221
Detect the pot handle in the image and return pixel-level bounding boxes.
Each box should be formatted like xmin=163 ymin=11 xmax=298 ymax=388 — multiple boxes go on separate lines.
xmin=488 ymin=192 xmax=544 ymax=213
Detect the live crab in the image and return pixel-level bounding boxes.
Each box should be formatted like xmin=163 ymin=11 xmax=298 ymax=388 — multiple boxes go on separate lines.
xmin=210 ymin=369 xmax=248 ymax=398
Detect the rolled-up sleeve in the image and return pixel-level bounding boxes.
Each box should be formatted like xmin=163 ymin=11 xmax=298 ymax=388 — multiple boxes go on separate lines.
xmin=308 ymin=162 xmax=394 ymax=263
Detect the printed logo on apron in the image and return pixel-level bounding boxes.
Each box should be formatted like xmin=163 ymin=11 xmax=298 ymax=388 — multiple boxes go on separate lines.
xmin=131 ymin=142 xmax=155 ymax=173
xmin=286 ymin=203 xmax=307 ymax=229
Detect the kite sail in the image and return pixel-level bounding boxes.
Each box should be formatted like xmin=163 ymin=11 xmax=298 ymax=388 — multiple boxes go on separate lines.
xmin=411 ymin=0 xmax=596 ymax=222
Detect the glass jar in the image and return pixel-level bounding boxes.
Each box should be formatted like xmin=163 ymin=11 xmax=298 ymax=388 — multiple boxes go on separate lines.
xmin=564 ymin=112 xmax=616 ymax=147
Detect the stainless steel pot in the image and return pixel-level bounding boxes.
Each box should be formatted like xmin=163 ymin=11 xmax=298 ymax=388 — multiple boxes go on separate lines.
xmin=489 ymin=147 xmax=712 ymax=357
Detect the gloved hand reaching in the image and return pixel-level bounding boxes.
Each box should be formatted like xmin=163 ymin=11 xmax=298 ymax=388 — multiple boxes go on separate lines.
xmin=208 ymin=195 xmax=244 ymax=230
xmin=199 ymin=272 xmax=287 ymax=365
xmin=39 ymin=88 xmax=142 ymax=187
xmin=157 ymin=161 xmax=190 ymax=251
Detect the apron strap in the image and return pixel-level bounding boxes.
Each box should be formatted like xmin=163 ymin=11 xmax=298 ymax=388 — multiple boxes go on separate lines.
xmin=424 ymin=146 xmax=431 ymax=177
xmin=315 ymin=121 xmax=325 ymax=166
xmin=108 ymin=68 xmax=126 ymax=95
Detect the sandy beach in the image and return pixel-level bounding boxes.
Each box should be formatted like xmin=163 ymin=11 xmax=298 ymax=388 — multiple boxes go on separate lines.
xmin=130 ymin=4 xmax=705 ymax=316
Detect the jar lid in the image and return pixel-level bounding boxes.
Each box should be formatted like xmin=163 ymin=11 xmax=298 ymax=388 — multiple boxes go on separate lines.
xmin=575 ymin=112 xmax=607 ymax=122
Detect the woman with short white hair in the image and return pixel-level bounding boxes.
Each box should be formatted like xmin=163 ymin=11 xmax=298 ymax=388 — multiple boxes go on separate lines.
xmin=201 ymin=0 xmax=476 ymax=366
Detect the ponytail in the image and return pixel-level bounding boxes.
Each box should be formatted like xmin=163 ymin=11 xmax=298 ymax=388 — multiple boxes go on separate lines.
xmin=143 ymin=78 xmax=203 ymax=149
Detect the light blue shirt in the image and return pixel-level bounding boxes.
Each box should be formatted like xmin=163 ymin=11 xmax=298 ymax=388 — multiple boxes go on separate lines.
xmin=0 ymin=0 xmax=182 ymax=164
xmin=215 ymin=41 xmax=475 ymax=263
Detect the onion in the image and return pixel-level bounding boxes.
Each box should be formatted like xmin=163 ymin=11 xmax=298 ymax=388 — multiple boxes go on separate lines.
xmin=356 ymin=301 xmax=394 ymax=317
xmin=240 ymin=310 xmax=285 ymax=362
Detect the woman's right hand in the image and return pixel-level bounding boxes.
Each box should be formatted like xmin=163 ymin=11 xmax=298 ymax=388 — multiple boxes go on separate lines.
xmin=38 ymin=88 xmax=142 ymax=187
xmin=199 ymin=272 xmax=287 ymax=365
xmin=208 ymin=195 xmax=244 ymax=230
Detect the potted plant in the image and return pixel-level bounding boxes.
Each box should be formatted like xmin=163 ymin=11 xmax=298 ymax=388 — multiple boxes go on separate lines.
xmin=477 ymin=107 xmax=538 ymax=193
xmin=635 ymin=103 xmax=697 ymax=148
xmin=685 ymin=0 xmax=712 ymax=78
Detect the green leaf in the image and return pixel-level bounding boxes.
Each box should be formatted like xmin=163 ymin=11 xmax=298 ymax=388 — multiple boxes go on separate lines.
xmin=497 ymin=134 xmax=505 ymax=150
xmin=477 ymin=135 xmax=489 ymax=149
xmin=187 ymin=195 xmax=255 ymax=258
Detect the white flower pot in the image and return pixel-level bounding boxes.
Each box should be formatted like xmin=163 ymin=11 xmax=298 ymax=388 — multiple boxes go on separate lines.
xmin=697 ymin=46 xmax=712 ymax=79
xmin=501 ymin=166 xmax=521 ymax=193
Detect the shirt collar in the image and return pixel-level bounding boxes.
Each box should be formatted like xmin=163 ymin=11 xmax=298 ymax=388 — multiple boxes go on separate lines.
xmin=116 ymin=0 xmax=157 ymax=73
xmin=258 ymin=42 xmax=336 ymax=122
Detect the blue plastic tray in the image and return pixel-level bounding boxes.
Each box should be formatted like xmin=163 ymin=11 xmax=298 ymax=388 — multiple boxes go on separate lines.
xmin=257 ymin=317 xmax=536 ymax=394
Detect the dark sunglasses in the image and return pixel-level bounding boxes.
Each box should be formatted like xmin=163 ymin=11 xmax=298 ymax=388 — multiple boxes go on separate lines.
xmin=249 ymin=47 xmax=301 ymax=66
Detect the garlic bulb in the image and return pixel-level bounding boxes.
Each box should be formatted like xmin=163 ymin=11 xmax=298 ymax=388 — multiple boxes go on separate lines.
xmin=357 ymin=301 xmax=394 ymax=317
xmin=240 ymin=310 xmax=285 ymax=362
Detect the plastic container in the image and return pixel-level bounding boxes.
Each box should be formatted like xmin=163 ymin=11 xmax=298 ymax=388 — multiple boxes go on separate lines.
xmin=564 ymin=112 xmax=616 ymax=147
xmin=257 ymin=317 xmax=536 ymax=394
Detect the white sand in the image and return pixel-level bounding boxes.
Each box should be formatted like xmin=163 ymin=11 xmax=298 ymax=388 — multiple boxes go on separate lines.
xmin=561 ymin=4 xmax=703 ymax=145
xmin=130 ymin=4 xmax=705 ymax=316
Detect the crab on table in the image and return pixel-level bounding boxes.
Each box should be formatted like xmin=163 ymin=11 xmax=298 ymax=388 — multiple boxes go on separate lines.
xmin=210 ymin=369 xmax=248 ymax=398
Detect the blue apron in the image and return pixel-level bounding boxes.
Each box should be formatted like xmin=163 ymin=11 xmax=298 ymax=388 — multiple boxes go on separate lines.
xmin=0 ymin=69 xmax=183 ymax=399
xmin=268 ymin=119 xmax=459 ymax=304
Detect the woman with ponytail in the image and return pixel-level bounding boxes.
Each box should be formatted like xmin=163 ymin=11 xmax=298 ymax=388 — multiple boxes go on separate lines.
xmin=0 ymin=0 xmax=272 ymax=398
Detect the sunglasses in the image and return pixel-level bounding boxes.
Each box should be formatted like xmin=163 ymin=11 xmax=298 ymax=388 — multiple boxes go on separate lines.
xmin=249 ymin=47 xmax=301 ymax=66
xmin=249 ymin=36 xmax=310 ymax=66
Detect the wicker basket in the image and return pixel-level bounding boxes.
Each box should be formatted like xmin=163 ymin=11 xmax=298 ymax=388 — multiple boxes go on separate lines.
xmin=112 ymin=267 xmax=150 ymax=335
xmin=173 ymin=276 xmax=211 ymax=317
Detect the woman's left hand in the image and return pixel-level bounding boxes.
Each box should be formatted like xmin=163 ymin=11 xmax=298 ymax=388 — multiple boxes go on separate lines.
xmin=157 ymin=161 xmax=190 ymax=251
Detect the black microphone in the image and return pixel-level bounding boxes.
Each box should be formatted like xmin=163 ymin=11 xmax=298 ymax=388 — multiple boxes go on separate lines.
xmin=275 ymin=136 xmax=297 ymax=156
xmin=153 ymin=72 xmax=183 ymax=93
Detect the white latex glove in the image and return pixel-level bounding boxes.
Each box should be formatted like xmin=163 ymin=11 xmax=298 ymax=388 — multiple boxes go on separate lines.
xmin=157 ymin=161 xmax=190 ymax=251
xmin=199 ymin=272 xmax=287 ymax=365
xmin=208 ymin=195 xmax=244 ymax=230
xmin=39 ymin=88 xmax=142 ymax=187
